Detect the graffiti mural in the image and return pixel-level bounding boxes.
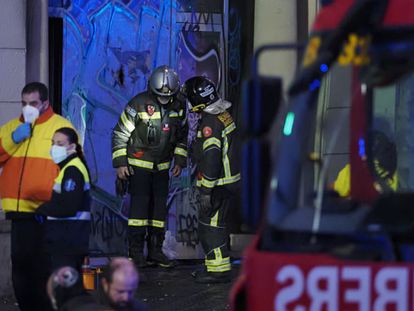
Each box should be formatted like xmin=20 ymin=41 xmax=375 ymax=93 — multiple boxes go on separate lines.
xmin=49 ymin=0 xmax=178 ymax=192
xmin=176 ymin=0 xmax=225 ymax=92
xmin=227 ymin=7 xmax=241 ymax=100
xmin=169 ymin=0 xmax=225 ymax=253
xmin=89 ymin=186 xmax=128 ymax=256
xmin=168 ymin=167 xmax=199 ymax=247
xmin=49 ymin=0 xmax=226 ymax=256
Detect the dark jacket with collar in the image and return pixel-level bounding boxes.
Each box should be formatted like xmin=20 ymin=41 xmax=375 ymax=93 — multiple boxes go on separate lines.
xmin=36 ymin=154 xmax=90 ymax=254
xmin=192 ymin=110 xmax=241 ymax=194
xmin=112 ymin=91 xmax=188 ymax=172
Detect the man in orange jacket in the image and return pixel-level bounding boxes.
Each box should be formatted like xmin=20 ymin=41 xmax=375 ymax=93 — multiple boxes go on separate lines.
xmin=0 ymin=82 xmax=74 ymax=311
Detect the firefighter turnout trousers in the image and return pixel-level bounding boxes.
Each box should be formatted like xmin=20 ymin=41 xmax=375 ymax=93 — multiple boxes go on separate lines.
xmin=198 ymin=189 xmax=231 ymax=273
xmin=128 ymin=168 xmax=169 ymax=229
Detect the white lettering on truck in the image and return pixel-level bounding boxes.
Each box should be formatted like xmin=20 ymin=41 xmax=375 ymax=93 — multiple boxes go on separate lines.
xmin=274 ymin=265 xmax=411 ymax=311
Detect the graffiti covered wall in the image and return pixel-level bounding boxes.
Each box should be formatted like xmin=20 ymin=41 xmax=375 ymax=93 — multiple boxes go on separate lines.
xmin=49 ymin=0 xmax=227 ymax=256
xmin=170 ymin=0 xmax=225 ymax=251
xmin=49 ymin=0 xmax=225 ymax=192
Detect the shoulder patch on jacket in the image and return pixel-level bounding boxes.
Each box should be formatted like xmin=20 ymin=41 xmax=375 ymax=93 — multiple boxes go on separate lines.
xmin=125 ymin=105 xmax=137 ymax=118
xmin=202 ymin=126 xmax=213 ymax=137
xmin=146 ymin=105 xmax=155 ymax=116
xmin=217 ymin=112 xmax=233 ymax=127
xmin=64 ymin=179 xmax=76 ymax=192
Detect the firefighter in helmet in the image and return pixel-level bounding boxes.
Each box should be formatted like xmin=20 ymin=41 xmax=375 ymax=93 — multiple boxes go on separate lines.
xmin=183 ymin=76 xmax=241 ymax=283
xmin=333 ymin=130 xmax=398 ymax=197
xmin=112 ymin=65 xmax=188 ymax=268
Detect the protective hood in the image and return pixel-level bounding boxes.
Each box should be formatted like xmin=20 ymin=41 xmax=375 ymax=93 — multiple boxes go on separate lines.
xmin=203 ymin=99 xmax=232 ymax=114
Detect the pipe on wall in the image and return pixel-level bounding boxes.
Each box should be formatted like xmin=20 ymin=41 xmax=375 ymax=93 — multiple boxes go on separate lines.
xmin=26 ymin=0 xmax=49 ymax=85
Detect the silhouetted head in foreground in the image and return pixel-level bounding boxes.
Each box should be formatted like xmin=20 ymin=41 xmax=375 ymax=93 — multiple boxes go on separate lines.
xmin=101 ymin=257 xmax=139 ymax=310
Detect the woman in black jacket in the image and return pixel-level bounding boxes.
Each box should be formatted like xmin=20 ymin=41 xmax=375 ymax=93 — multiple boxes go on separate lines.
xmin=37 ymin=127 xmax=91 ymax=273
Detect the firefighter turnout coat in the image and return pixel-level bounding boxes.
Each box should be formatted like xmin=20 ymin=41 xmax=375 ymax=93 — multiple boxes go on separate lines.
xmin=112 ymin=92 xmax=188 ymax=171
xmin=193 ymin=110 xmax=240 ymax=194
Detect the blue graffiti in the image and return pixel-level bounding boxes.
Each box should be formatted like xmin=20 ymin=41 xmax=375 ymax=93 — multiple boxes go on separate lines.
xmin=228 ymin=7 xmax=241 ymax=87
xmin=49 ymin=0 xmax=226 ymax=250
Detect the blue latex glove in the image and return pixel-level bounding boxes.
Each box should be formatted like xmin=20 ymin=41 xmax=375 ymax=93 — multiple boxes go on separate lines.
xmin=12 ymin=123 xmax=31 ymax=144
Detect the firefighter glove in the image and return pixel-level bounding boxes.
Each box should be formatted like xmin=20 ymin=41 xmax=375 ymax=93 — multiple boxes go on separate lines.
xmin=199 ymin=193 xmax=212 ymax=216
xmin=115 ymin=177 xmax=129 ymax=196
xmin=12 ymin=123 xmax=31 ymax=144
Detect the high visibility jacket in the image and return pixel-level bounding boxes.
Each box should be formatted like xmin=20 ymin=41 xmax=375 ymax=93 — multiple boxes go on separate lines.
xmin=112 ymin=91 xmax=188 ymax=171
xmin=37 ymin=154 xmax=90 ymax=254
xmin=333 ymin=163 xmax=398 ymax=197
xmin=37 ymin=155 xmax=91 ymax=219
xmin=192 ymin=110 xmax=241 ymax=194
xmin=0 ymin=106 xmax=74 ymax=215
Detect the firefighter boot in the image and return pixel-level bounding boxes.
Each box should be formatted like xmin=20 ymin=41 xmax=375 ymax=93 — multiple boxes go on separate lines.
xmin=128 ymin=227 xmax=147 ymax=268
xmin=147 ymin=229 xmax=176 ymax=268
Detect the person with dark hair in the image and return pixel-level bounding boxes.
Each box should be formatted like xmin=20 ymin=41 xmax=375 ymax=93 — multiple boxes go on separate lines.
xmin=0 ymin=82 xmax=74 ymax=311
xmin=47 ymin=266 xmax=110 ymax=311
xmin=333 ymin=130 xmax=398 ymax=197
xmin=112 ymin=65 xmax=188 ymax=268
xmin=94 ymin=257 xmax=147 ymax=310
xmin=182 ymin=76 xmax=241 ymax=283
xmin=36 ymin=127 xmax=91 ymax=274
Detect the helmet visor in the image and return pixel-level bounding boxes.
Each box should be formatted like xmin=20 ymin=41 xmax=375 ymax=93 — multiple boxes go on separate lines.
xmin=150 ymin=67 xmax=180 ymax=97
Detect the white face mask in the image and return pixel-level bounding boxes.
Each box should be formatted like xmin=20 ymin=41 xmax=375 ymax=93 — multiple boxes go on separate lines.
xmin=50 ymin=145 xmax=68 ymax=164
xmin=22 ymin=105 xmax=40 ymax=123
xmin=157 ymin=96 xmax=171 ymax=105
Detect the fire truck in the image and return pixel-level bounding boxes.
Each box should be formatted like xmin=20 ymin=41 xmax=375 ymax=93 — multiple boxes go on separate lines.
xmin=231 ymin=0 xmax=414 ymax=310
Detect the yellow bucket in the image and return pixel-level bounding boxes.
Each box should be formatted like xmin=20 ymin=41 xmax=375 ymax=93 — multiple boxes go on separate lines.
xmin=82 ymin=269 xmax=96 ymax=290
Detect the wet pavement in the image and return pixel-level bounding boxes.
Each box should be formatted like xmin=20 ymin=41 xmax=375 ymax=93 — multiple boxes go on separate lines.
xmin=138 ymin=260 xmax=240 ymax=311
xmin=0 ymin=296 xmax=18 ymax=311
xmin=0 ymin=259 xmax=241 ymax=311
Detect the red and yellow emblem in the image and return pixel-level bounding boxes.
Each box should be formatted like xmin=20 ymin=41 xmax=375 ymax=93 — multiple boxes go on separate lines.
xmin=146 ymin=105 xmax=155 ymax=116
xmin=202 ymin=126 xmax=212 ymax=137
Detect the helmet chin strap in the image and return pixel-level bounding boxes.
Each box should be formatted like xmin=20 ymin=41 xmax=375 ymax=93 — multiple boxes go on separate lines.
xmin=191 ymin=103 xmax=206 ymax=112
